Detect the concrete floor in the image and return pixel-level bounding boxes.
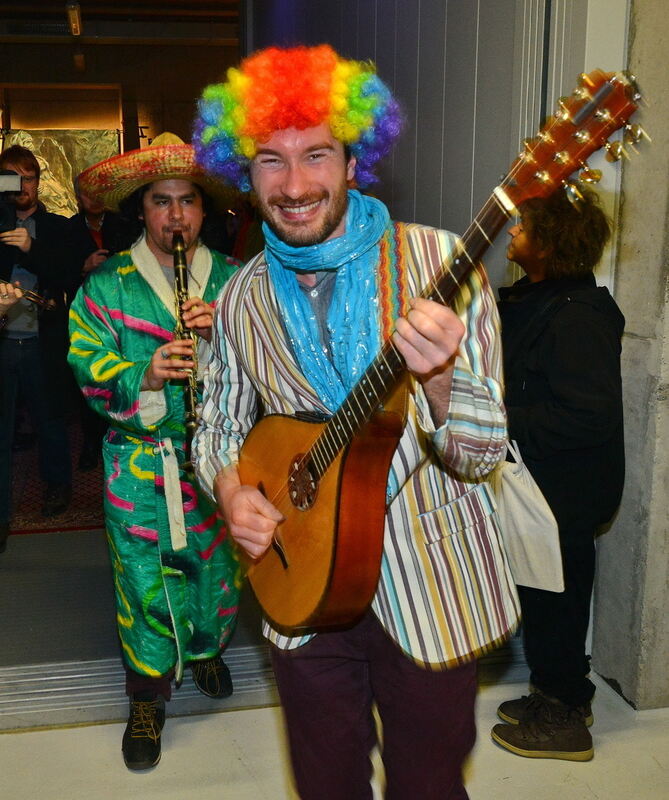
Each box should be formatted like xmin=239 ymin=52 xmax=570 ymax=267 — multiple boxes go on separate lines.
xmin=1 ymin=674 xmax=667 ymax=799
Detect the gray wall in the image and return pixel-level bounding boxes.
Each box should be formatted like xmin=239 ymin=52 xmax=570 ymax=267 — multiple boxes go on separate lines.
xmin=592 ymin=0 xmax=669 ymax=710
xmin=249 ymin=0 xmax=518 ymax=285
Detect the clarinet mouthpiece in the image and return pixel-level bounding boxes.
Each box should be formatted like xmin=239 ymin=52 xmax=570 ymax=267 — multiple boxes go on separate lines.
xmin=172 ymin=231 xmax=186 ymax=252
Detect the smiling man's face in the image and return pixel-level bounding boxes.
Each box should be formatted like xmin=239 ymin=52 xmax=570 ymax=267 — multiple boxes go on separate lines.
xmin=250 ymin=122 xmax=356 ymax=247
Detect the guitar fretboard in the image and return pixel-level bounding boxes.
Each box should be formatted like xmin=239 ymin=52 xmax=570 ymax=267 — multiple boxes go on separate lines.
xmin=305 ymin=195 xmax=509 ymax=482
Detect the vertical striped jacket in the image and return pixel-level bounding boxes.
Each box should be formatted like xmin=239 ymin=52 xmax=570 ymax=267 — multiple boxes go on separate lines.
xmin=194 ymin=222 xmax=520 ymax=668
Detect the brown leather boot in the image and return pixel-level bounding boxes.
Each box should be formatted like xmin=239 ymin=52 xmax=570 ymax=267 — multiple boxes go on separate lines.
xmin=121 ymin=695 xmax=166 ymax=770
xmin=191 ymin=656 xmax=233 ymax=699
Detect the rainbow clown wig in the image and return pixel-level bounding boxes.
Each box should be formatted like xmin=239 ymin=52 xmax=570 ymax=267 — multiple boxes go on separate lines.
xmin=192 ymin=44 xmax=403 ymax=193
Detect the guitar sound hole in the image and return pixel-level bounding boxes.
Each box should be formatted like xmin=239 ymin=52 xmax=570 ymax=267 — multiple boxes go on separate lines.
xmin=288 ymin=455 xmax=318 ymax=511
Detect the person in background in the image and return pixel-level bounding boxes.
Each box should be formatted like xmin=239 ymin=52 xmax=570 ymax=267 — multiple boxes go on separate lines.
xmin=229 ymin=198 xmax=264 ymax=263
xmin=193 ymin=45 xmax=519 ymax=799
xmin=0 ymin=282 xmax=22 ymax=551
xmin=491 ymin=185 xmax=625 ymax=762
xmin=66 ymin=174 xmax=127 ymax=470
xmin=68 ymin=172 xmax=127 ymax=278
xmin=67 ymin=133 xmax=241 ymax=771
xmin=0 ymin=145 xmax=73 ymax=543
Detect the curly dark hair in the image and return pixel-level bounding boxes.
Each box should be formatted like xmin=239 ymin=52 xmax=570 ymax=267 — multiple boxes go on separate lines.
xmin=520 ymin=185 xmax=611 ymax=279
xmin=114 ymin=181 xmax=230 ymax=254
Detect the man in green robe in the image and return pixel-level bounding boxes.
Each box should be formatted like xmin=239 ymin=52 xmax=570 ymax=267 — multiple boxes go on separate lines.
xmin=68 ymin=134 xmax=241 ymax=771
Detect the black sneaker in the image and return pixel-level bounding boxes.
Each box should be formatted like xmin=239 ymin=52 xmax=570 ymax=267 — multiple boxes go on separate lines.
xmin=492 ymin=703 xmax=594 ymax=762
xmin=122 ymin=696 xmax=166 ymax=770
xmin=41 ymin=484 xmax=72 ymax=517
xmin=191 ymin=656 xmax=233 ymax=699
xmin=497 ymin=691 xmax=594 ymax=727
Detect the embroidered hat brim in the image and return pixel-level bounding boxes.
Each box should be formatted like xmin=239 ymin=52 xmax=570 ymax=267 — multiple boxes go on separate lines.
xmin=78 ymin=134 xmax=239 ymax=212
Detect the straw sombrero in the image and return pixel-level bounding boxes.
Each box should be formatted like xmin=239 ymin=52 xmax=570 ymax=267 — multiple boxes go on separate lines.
xmin=78 ymin=132 xmax=238 ymax=212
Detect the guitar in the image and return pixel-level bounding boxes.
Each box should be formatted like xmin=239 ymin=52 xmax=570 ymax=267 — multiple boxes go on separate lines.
xmin=238 ymin=69 xmax=643 ymax=632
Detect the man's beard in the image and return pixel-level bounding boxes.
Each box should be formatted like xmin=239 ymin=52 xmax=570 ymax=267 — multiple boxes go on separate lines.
xmin=258 ymin=184 xmax=349 ymax=247
xmin=13 ymin=194 xmax=34 ymax=211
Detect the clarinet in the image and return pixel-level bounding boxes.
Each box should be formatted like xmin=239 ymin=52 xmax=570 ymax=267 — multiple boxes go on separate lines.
xmin=172 ymin=231 xmax=199 ymax=474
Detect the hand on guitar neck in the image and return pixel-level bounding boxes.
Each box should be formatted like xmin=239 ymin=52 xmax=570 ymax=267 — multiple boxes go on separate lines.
xmin=214 ymin=464 xmax=285 ymax=559
xmin=392 ymin=296 xmax=465 ymax=426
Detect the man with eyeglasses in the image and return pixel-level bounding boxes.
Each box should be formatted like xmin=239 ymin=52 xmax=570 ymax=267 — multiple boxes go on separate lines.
xmin=0 ymin=144 xmax=75 ymax=551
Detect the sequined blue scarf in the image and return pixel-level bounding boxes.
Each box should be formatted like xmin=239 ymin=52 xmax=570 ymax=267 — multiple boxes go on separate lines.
xmin=263 ymin=190 xmax=390 ymax=413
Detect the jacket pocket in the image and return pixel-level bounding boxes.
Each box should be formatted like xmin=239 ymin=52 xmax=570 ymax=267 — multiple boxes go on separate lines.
xmin=416 ymin=483 xmax=496 ymax=545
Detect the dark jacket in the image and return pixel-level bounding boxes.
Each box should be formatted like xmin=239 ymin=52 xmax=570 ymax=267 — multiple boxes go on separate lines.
xmin=498 ymin=274 xmax=625 ymax=533
xmin=65 ymin=210 xmax=126 ymax=293
xmin=0 ymin=205 xmax=75 ymax=411
xmin=0 ymin=204 xmax=74 ymax=293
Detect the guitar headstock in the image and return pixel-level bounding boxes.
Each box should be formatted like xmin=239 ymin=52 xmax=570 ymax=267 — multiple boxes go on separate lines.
xmin=501 ymin=70 xmax=645 ymax=210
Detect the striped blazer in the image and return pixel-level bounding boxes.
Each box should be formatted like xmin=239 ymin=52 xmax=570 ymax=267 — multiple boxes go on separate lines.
xmin=194 ymin=222 xmax=520 ymax=668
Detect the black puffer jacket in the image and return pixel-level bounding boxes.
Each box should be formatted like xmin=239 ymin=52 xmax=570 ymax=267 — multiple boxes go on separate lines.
xmin=498 ymin=273 xmax=625 ymax=534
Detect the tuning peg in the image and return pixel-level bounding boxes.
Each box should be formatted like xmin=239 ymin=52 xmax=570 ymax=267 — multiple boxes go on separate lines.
xmin=556 ymin=98 xmax=572 ymax=121
xmin=538 ymin=129 xmax=555 ymax=145
xmin=520 ymin=137 xmax=539 ymax=163
xmin=572 ymin=85 xmax=592 ymax=102
xmin=605 ymin=140 xmax=629 ymax=162
xmin=623 ymin=123 xmax=652 ymax=145
xmin=621 ymin=71 xmax=644 ymax=103
xmin=577 ymin=72 xmax=597 ymax=89
xmin=579 ymin=165 xmax=602 ymax=183
xmin=563 ymin=181 xmax=584 ymax=208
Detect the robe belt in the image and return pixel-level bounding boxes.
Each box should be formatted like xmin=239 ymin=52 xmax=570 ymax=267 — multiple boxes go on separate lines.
xmin=157 ymin=437 xmax=188 ymax=551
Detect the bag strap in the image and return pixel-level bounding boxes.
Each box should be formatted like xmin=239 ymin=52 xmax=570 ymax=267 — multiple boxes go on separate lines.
xmin=506 ymin=439 xmax=523 ymax=464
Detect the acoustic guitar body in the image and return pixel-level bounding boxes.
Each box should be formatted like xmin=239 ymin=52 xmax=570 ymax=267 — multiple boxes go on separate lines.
xmin=238 ymin=411 xmax=404 ymax=632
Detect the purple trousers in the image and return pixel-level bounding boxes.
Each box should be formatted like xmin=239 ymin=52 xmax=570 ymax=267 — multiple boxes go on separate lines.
xmin=271 ymin=611 xmax=477 ymax=800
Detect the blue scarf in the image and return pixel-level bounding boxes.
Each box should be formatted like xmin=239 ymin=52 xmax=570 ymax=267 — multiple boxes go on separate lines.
xmin=264 ymin=190 xmax=390 ymax=413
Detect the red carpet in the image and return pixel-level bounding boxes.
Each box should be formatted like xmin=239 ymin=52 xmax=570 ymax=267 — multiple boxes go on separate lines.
xmin=9 ymin=424 xmax=105 ymax=535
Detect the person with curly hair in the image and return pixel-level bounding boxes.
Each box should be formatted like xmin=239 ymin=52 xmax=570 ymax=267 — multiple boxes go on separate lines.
xmin=193 ymin=45 xmax=520 ymax=799
xmin=491 ymin=186 xmax=625 ymax=762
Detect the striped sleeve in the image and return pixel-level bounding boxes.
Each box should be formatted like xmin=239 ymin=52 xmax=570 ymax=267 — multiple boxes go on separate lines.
xmin=406 ymin=228 xmax=507 ymax=480
xmin=193 ymin=276 xmax=260 ymax=502
xmin=433 ymin=260 xmax=507 ymax=478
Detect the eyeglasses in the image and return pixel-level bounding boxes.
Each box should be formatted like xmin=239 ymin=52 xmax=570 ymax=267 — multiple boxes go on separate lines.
xmin=20 ymin=175 xmax=37 ymax=185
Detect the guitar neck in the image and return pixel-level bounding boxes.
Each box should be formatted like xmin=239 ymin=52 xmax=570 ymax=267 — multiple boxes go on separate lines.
xmin=307 ymin=194 xmax=508 ymax=481
xmin=297 ymin=68 xmax=642 ymax=488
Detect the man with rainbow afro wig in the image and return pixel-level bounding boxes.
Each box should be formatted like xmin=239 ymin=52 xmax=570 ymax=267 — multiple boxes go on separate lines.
xmin=193 ymin=44 xmax=402 ymax=193
xmin=193 ymin=45 xmax=518 ymax=799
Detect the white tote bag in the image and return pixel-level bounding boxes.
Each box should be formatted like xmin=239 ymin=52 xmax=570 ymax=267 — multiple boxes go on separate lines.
xmin=491 ymin=440 xmax=564 ymax=592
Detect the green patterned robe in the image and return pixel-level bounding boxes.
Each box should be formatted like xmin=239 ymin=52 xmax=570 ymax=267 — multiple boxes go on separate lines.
xmin=68 ymin=235 xmax=241 ymax=680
